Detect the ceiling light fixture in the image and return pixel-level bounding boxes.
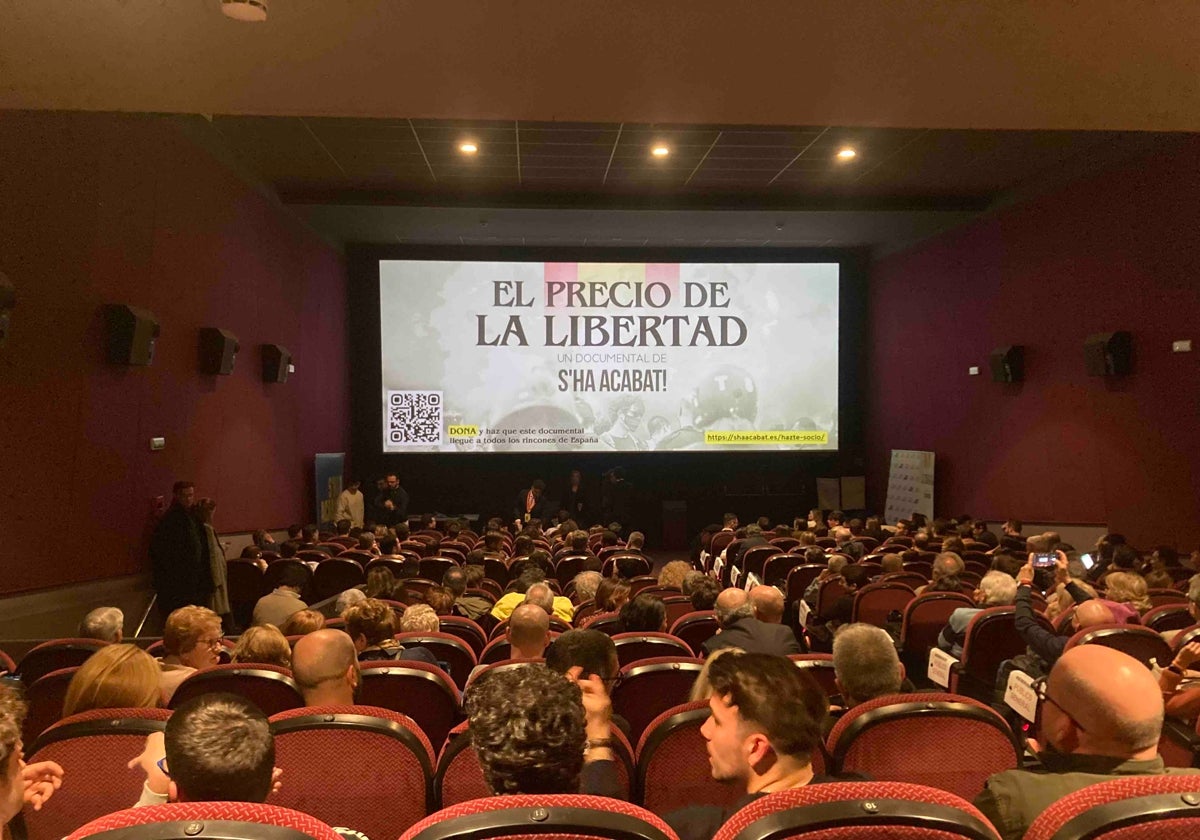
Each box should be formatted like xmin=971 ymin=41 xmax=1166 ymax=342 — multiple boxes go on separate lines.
xmin=836 ymin=148 xmax=857 ymax=160
xmin=651 ymin=145 xmax=670 ymax=157
xmin=221 ymin=0 xmax=267 ymax=22
xmin=459 ymin=142 xmax=479 ymax=154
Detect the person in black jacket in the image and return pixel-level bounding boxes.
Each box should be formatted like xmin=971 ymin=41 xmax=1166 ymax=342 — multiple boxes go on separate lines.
xmin=703 ymin=588 xmax=803 ymax=658
xmin=1013 ymin=555 xmax=1114 ymax=668
xmin=560 ymin=469 xmax=590 ymax=526
xmin=150 ymin=481 xmax=213 ymax=617
xmin=513 ymin=479 xmax=552 ymax=529
xmin=372 ymin=473 xmax=409 ymax=527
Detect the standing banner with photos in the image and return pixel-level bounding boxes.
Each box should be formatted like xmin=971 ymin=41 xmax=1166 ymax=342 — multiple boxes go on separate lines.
xmin=884 ymin=449 xmax=935 ymax=524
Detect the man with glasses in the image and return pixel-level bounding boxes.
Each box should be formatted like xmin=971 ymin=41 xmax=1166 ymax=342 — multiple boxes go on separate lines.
xmin=974 ymin=645 xmax=1200 ymax=840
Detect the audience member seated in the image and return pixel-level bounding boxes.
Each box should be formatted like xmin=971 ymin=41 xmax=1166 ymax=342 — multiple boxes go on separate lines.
xmin=364 ymin=567 xmax=396 ymax=600
xmin=573 ymin=570 xmax=603 ymax=605
xmin=990 ymin=553 xmax=1025 ymax=578
xmin=975 ymin=645 xmax=1200 ymax=840
xmin=280 ymin=609 xmax=326 ymax=637
xmin=78 ymin=607 xmax=124 ymax=643
xmin=615 ymin=555 xmax=647 ymax=581
xmin=291 ymin=630 xmax=360 ymax=706
xmin=546 ymin=630 xmax=619 ymax=686
xmin=1099 ymin=570 xmax=1153 ymax=617
xmin=1012 ymin=556 xmax=1113 ymax=672
xmin=665 ymin=652 xmax=840 ymax=840
xmin=0 ymin=685 xmax=64 ymax=827
xmin=343 ymin=598 xmax=437 ymax=665
xmin=658 ymin=560 xmax=692 ymax=591
xmin=876 ymin=553 xmax=905 ymax=579
xmin=684 ymin=573 xmax=720 ymax=612
xmin=1044 ymin=576 xmax=1098 ymax=621
xmin=129 ymin=693 xmax=283 ymax=811
xmin=464 ymin=663 xmax=620 ymax=796
xmin=335 ymin=588 xmax=366 ymax=615
xmin=802 ymin=555 xmax=847 ymax=609
xmin=398 ymin=603 xmax=441 ymax=634
xmin=424 ymin=585 xmax=456 ymax=616
xmin=748 ymin=585 xmax=785 ymax=624
xmin=158 ymin=606 xmax=224 ymax=704
xmin=726 ymin=525 xmax=769 ymax=569
xmin=492 ymin=568 xmax=566 ymax=621
xmin=444 ymin=567 xmax=491 ymax=620
xmin=830 ymin=623 xmax=903 ymax=711
xmin=937 ymin=571 xmax=1018 ymax=658
xmin=1159 ymin=640 xmax=1200 ymax=723
xmin=704 ymin=589 xmax=802 ymax=658
xmin=230 ymin=624 xmax=291 ymax=668
xmin=252 ymin=565 xmax=309 ymax=628
xmin=506 ymin=603 xmax=553 ymax=659
xmin=593 ymin=577 xmax=632 ymax=616
xmin=63 ymin=644 xmax=163 ymax=717
xmin=617 ymin=593 xmax=667 ymax=633
xmin=914 ymin=552 xmax=965 ymax=596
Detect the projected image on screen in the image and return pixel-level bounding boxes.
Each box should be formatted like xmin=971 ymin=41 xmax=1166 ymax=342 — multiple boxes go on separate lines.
xmin=379 ymin=260 xmax=838 ymax=453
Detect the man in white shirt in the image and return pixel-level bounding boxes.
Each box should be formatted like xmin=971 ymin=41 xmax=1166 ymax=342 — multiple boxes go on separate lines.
xmin=336 ymin=479 xmax=365 ymax=528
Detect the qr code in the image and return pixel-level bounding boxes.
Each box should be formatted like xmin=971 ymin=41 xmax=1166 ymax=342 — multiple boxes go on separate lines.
xmin=387 ymin=391 xmax=443 ymax=445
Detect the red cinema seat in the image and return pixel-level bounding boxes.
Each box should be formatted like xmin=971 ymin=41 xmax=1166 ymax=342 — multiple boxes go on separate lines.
xmin=21 ymin=666 xmax=79 ymax=746
xmin=612 ymin=632 xmax=695 ymax=667
xmin=399 ymin=795 xmax=676 ymax=840
xmin=394 ymin=631 xmax=478 ymax=689
xmin=168 ymin=664 xmax=303 ymax=716
xmin=636 ymin=700 xmax=744 ymax=817
xmin=17 ymin=638 xmax=108 ymax=685
xmin=788 ymin=654 xmax=838 ymax=699
xmin=310 ymin=558 xmax=366 ymax=602
xmin=1024 ymin=774 xmax=1200 ymax=840
xmin=1143 ymin=604 xmax=1195 ymax=633
xmin=851 ymin=581 xmax=917 ymax=627
xmin=670 ymin=611 xmax=719 ymax=656
xmin=762 ymin=554 xmax=801 ymax=587
xmin=1064 ymin=623 xmax=1175 ymax=669
xmin=949 ymin=606 xmax=1050 ymax=701
xmin=65 ymin=802 xmax=342 ymax=840
xmin=438 ymin=616 xmax=488 ymax=657
xmin=358 ymin=660 xmax=461 ymax=748
xmin=610 ymin=657 xmax=704 ymax=744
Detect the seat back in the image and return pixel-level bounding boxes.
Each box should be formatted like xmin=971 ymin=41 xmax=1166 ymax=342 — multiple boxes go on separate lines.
xmin=22 ymin=666 xmax=79 ymax=746
xmin=168 ymin=664 xmax=303 ymax=715
xmin=785 ymin=565 xmax=826 ymax=608
xmin=264 ymin=560 xmax=314 ymax=598
xmin=636 ymin=700 xmax=744 ymax=816
xmin=584 ymin=613 xmax=623 ymax=637
xmin=662 ymin=596 xmax=694 ymax=628
xmin=65 ymin=802 xmax=342 ymax=840
xmin=899 ymin=592 xmax=974 ymax=661
xmin=814 ymin=578 xmax=848 ymax=618
xmin=17 ymin=638 xmax=108 ymax=684
xmin=226 ymin=560 xmax=267 ymax=627
xmin=1149 ymin=588 xmax=1189 ymax=607
xmin=669 ymin=611 xmax=719 ymax=655
xmin=610 ymin=657 xmax=705 ymax=743
xmin=0 ymin=648 xmax=14 ymax=674
xmin=27 ymin=708 xmax=172 ymax=840
xmin=710 ymin=782 xmax=1001 ymax=840
xmin=612 ymin=632 xmax=695 ymax=667
xmin=1024 ymin=774 xmax=1200 ymax=840
xmin=400 ymin=793 xmax=671 ymax=840
xmin=269 ymin=705 xmax=434 ymax=838
xmin=1064 ymin=623 xmax=1175 ymax=668
xmin=554 ymin=554 xmax=586 ymax=587
xmin=463 ymin=658 xmax=545 ymax=692
xmin=438 ymin=617 xmax=488 ymax=657
xmin=311 ymin=557 xmax=366 ymax=601
xmin=1142 ymin=604 xmax=1195 ymax=633
xmin=953 ymin=607 xmax=1048 ymax=699
xmin=903 ymin=560 xmax=934 ymax=579
xmin=851 ymin=582 xmax=916 ymax=627
xmin=788 ymin=654 xmax=838 ymax=698
xmin=827 ymin=692 xmax=1018 ymax=800
xmin=762 ymin=553 xmax=800 ymax=587
xmin=1172 ymin=624 xmax=1200 ymax=650
xmin=419 ymin=557 xmax=457 ymax=581
xmin=742 ymin=545 xmax=779 ymax=579
xmin=358 ymin=660 xmax=462 ymax=748
xmin=394 ymin=632 xmax=478 ymax=689
xmin=364 ymin=556 xmax=407 ymax=576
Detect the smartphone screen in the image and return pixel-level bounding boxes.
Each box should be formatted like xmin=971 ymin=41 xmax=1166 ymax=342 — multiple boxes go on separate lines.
xmin=1033 ymin=552 xmax=1056 ymax=569
xmin=1080 ymin=553 xmax=1094 ymax=570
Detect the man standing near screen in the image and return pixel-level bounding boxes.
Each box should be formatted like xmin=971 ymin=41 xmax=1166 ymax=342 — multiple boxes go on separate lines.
xmin=373 ymin=473 xmax=409 ymax=527
xmin=514 ymin=479 xmax=551 ymax=529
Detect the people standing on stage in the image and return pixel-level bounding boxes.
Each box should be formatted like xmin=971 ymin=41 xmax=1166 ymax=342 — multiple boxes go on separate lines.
xmin=373 ymin=473 xmax=408 ymax=527
xmin=150 ymin=481 xmax=213 ymax=618
xmin=514 ymin=479 xmax=552 ymax=530
xmin=600 ymin=467 xmax=633 ymax=530
xmin=562 ymin=469 xmax=590 ymax=526
xmin=336 ymin=478 xmax=365 ymax=528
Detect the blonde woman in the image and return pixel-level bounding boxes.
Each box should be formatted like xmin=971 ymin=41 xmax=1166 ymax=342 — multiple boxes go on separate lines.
xmin=63 ymin=644 xmax=163 ymax=717
xmin=1104 ymin=571 xmax=1153 ymax=615
xmin=230 ymin=625 xmax=291 ymax=668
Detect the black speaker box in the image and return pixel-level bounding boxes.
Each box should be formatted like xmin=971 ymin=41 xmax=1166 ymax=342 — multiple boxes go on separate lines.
xmin=104 ymin=304 xmax=160 ymax=366
xmin=989 ymin=345 xmax=1025 ymax=383
xmin=261 ymin=344 xmax=292 ymax=383
xmin=0 ymin=272 xmax=14 ymax=348
xmin=199 ymin=328 xmax=239 ymax=376
xmin=1084 ymin=331 xmax=1133 ymax=376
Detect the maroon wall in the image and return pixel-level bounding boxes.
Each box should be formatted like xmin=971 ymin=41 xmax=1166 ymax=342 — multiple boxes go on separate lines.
xmin=866 ymin=136 xmax=1200 ymax=550
xmin=0 ymin=113 xmax=349 ymax=595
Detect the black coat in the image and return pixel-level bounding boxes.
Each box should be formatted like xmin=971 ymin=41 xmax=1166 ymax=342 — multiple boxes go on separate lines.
xmin=702 ymin=616 xmax=803 ymax=658
xmin=514 ymin=488 xmax=553 ymax=524
xmin=150 ymin=503 xmax=212 ymax=615
xmin=561 ymin=485 xmax=590 ymax=525
xmin=373 ymin=486 xmax=409 ymax=526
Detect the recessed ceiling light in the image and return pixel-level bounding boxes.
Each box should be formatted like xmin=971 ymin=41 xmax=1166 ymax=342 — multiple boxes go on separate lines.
xmin=221 ymin=0 xmax=267 ymax=22
xmin=836 ymin=148 xmax=857 ymax=160
xmin=459 ymin=143 xmax=479 ymax=154
xmin=651 ymin=145 xmax=670 ymax=157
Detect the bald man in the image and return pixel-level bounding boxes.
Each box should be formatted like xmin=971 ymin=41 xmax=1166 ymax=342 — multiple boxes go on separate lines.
xmin=1014 ymin=556 xmax=1114 ymax=668
xmin=508 ymin=603 xmax=552 ymax=659
xmin=748 ymin=585 xmax=785 ymax=624
xmin=702 ymin=588 xmax=803 ymax=658
xmin=291 ymin=629 xmax=360 ymax=706
xmin=975 ymin=646 xmax=1200 ymax=840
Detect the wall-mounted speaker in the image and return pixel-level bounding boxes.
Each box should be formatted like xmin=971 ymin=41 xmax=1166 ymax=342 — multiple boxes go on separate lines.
xmin=261 ymin=344 xmax=292 ymax=383
xmin=0 ymin=272 xmax=14 ymax=348
xmin=1084 ymin=331 xmax=1133 ymax=376
xmin=989 ymin=345 xmax=1025 ymax=383
xmin=104 ymin=304 xmax=160 ymax=366
xmin=199 ymin=328 xmax=239 ymax=376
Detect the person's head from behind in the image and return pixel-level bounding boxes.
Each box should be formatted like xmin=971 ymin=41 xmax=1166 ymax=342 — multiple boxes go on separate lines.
xmin=63 ymin=644 xmax=162 ymax=717
xmin=291 ymin=629 xmax=360 ymax=705
xmin=443 ymin=567 xmax=467 ymax=597
xmin=619 ymin=593 xmax=667 ymax=632
xmin=400 ymin=603 xmax=440 ymax=634
xmin=507 ymin=603 xmax=552 ymax=659
xmin=280 ymin=609 xmax=325 ymax=637
xmin=1105 ymin=571 xmax=1152 ymax=613
xmin=658 ymin=560 xmax=691 ymax=590
xmin=831 ymin=624 xmax=903 ymax=707
xmin=975 ymin=571 xmax=1019 ymax=607
xmin=689 ymin=576 xmax=721 ymax=611
xmin=842 ymin=565 xmax=870 ymax=592
xmin=163 ymin=606 xmax=224 ymax=670
xmin=79 ymin=606 xmax=124 ymax=643
xmin=425 ymin=585 xmax=455 ymax=616
xmin=932 ymin=552 xmax=964 ymax=582
xmin=701 ymin=652 xmax=825 ymax=789
xmin=0 ymin=686 xmax=27 ymax=823
xmin=1111 ymin=544 xmax=1140 ymax=571
xmin=513 ymin=566 xmax=547 ymax=595
xmin=164 ymin=693 xmax=274 ymax=803
xmin=804 ymin=546 xmax=825 ymax=566
xmin=573 ymin=570 xmax=603 ymax=604
xmin=277 ymin=564 xmax=309 ymax=593
xmin=343 ymin=598 xmax=396 ymax=650
xmin=365 ymin=566 xmax=395 ymax=599
xmin=231 ymin=625 xmax=291 ymax=668
xmin=713 ymin=588 xmax=754 ymax=629
xmin=545 ymin=629 xmax=619 ymax=687
xmin=748 ymin=585 xmax=785 ymax=623
xmin=523 ymin=583 xmax=556 ymax=615
xmin=615 ymin=555 xmax=644 ymax=580
xmin=1038 ymin=646 xmax=1162 ymax=760
xmin=466 ymin=665 xmax=585 ymax=794
xmin=594 ymin=577 xmax=631 ymax=613
xmin=335 ymin=588 xmax=366 ymax=615
xmin=881 ymin=553 xmax=904 ymax=575
xmin=627 ymin=531 xmax=645 ymax=550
